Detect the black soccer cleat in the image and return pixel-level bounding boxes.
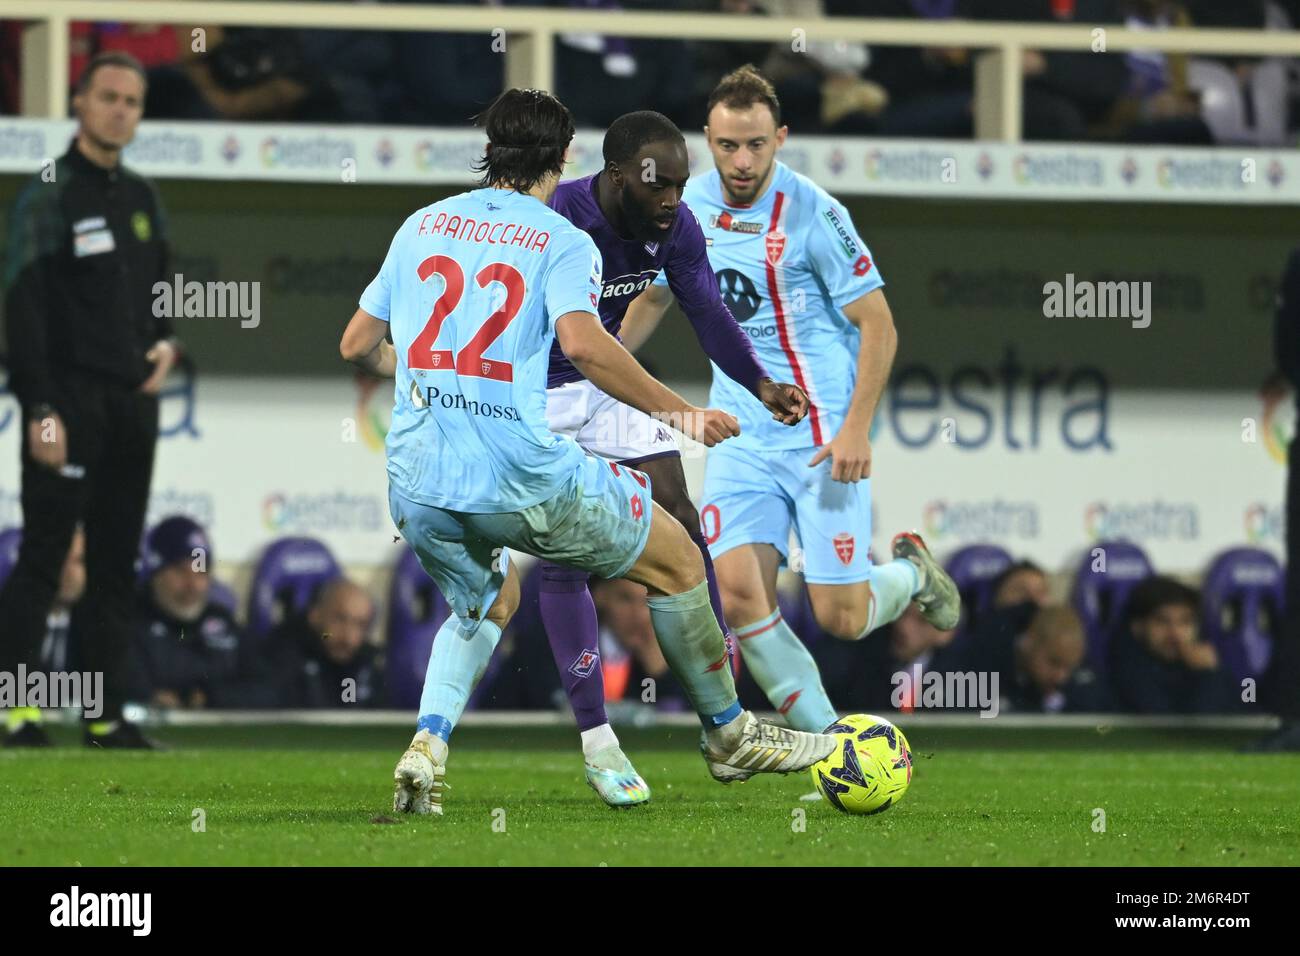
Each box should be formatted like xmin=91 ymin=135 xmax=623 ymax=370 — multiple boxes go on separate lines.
xmin=84 ymin=721 xmax=164 ymax=751
xmin=4 ymin=721 xmax=53 ymax=748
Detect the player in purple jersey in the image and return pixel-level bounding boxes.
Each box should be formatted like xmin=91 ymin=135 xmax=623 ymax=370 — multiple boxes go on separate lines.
xmin=541 ymin=111 xmax=812 ymax=806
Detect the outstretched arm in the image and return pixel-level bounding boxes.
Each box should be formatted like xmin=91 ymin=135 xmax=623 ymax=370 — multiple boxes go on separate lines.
xmin=556 ymin=309 xmax=739 ymax=447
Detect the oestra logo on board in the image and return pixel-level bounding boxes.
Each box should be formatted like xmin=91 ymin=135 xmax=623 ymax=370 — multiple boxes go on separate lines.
xmin=1084 ymin=501 xmax=1199 ymax=541
xmin=922 ymin=499 xmax=1040 ymax=540
xmin=1244 ymin=503 xmax=1283 ymax=543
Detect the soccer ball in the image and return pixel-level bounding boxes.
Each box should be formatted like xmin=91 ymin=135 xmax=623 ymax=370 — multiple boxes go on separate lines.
xmin=810 ymin=714 xmax=913 ymax=815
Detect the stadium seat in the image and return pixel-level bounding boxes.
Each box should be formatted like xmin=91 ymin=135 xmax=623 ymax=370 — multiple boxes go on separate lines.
xmin=247 ymin=537 xmax=343 ymax=640
xmin=944 ymin=543 xmax=1014 ymax=626
xmin=208 ymin=579 xmax=241 ymax=616
xmin=386 ymin=544 xmax=452 ymax=709
xmin=1200 ymin=547 xmax=1285 ymax=686
xmin=0 ymin=526 xmax=21 ymax=591
xmin=1070 ymin=540 xmax=1154 ymax=670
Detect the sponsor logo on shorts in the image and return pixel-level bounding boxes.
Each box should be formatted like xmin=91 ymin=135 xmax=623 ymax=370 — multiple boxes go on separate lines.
xmin=833 ymin=532 xmax=855 ymax=565
xmin=569 ymin=649 xmax=600 ymax=679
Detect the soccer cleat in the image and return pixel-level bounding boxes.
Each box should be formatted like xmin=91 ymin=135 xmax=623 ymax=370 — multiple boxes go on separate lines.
xmin=84 ymin=721 xmax=163 ymax=750
xmin=584 ymin=745 xmax=650 ymax=808
xmin=891 ymin=531 xmax=961 ymax=631
xmin=700 ymin=711 xmax=838 ymax=783
xmin=4 ymin=721 xmax=52 ymax=748
xmin=393 ymin=739 xmax=447 ymax=816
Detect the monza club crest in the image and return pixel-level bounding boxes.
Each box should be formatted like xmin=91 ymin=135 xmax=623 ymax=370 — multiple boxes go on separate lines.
xmin=833 ymin=532 xmax=855 ymax=565
xmin=765 ymin=230 xmax=787 ymax=266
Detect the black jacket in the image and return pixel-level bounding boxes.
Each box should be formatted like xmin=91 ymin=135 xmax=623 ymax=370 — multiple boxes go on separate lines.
xmin=128 ymin=586 xmax=276 ymax=708
xmin=3 ymin=139 xmax=172 ymax=408
xmin=265 ymin=614 xmax=387 ymax=709
xmin=1275 ymin=247 xmax=1300 ymax=398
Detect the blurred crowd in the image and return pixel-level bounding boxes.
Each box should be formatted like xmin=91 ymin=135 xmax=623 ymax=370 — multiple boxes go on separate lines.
xmin=7 ymin=513 xmax=1253 ymax=717
xmin=2 ymin=0 xmax=1298 ymax=144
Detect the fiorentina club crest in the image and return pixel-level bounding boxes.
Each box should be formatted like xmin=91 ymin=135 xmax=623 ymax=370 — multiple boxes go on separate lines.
xmin=569 ymin=649 xmax=600 ymax=679
xmin=833 ymin=532 xmax=855 ymax=565
xmin=765 ymin=230 xmax=787 ymax=266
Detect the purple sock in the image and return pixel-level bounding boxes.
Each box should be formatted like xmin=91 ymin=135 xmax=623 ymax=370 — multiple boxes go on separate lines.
xmin=687 ymin=527 xmax=738 ymax=673
xmin=539 ymin=562 xmax=609 ymax=731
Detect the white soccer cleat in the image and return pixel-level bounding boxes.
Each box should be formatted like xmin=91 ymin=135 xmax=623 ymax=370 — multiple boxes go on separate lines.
xmin=700 ymin=711 xmax=838 ymax=784
xmin=584 ymin=745 xmax=651 ymax=808
xmin=891 ymin=531 xmax=962 ymax=631
xmin=393 ymin=738 xmax=447 ymax=816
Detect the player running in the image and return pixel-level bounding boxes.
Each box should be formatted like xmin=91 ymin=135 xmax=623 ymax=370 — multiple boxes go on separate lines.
xmin=339 ymin=88 xmax=838 ymax=816
xmin=620 ymin=65 xmax=961 ymax=736
xmin=540 ymin=111 xmax=810 ymax=808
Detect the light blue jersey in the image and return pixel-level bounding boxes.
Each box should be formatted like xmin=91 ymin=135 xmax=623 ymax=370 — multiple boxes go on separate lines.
xmin=659 ymin=161 xmax=883 ymax=450
xmin=360 ymin=188 xmax=601 ymax=512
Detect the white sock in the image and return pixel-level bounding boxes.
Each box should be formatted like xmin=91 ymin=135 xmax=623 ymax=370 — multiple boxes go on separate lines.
xmin=580 ymin=723 xmax=619 ymax=761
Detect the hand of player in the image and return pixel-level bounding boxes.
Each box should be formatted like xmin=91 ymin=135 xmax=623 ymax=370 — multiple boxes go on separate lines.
xmin=685 ymin=407 xmax=740 ymax=447
xmin=27 ymin=411 xmax=67 ymax=471
xmin=808 ymin=427 xmax=872 ymax=482
xmin=757 ymin=378 xmax=809 ymax=426
xmin=139 ymin=339 xmax=178 ymax=395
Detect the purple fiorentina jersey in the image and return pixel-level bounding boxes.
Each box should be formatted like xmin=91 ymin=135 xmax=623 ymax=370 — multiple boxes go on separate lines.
xmin=546 ymin=174 xmax=766 ymax=393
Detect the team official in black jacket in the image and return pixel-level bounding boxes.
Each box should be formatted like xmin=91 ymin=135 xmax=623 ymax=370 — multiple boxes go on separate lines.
xmin=127 ymin=517 xmax=277 ymax=710
xmin=0 ymin=52 xmax=178 ymax=749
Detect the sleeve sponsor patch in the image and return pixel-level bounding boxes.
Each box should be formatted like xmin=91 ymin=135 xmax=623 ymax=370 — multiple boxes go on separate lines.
xmin=820 ymin=207 xmax=859 ymax=260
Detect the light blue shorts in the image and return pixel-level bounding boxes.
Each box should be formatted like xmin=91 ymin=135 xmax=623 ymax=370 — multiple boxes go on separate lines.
xmin=700 ymin=441 xmax=873 ymax=585
xmin=389 ymin=454 xmax=654 ymax=634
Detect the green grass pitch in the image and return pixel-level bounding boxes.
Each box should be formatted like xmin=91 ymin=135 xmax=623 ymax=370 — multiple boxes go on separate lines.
xmin=2 ymin=723 xmax=1298 ymax=866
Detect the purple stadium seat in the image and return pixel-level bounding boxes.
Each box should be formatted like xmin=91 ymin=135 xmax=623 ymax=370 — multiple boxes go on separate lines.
xmin=0 ymin=527 xmax=22 ymax=591
xmin=1201 ymin=548 xmax=1285 ymax=685
xmin=386 ymin=545 xmax=452 ymax=709
xmin=1071 ymin=540 xmax=1154 ymax=669
xmin=944 ymin=544 xmax=1014 ymax=623
xmin=247 ymin=537 xmax=342 ymax=639
xmin=208 ymin=579 xmax=240 ymax=616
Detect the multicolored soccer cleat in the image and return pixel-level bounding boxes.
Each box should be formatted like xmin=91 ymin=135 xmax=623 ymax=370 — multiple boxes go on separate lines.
xmin=699 ymin=711 xmax=838 ymax=783
xmin=891 ymin=531 xmax=961 ymax=631
xmin=584 ymin=745 xmax=651 ymax=807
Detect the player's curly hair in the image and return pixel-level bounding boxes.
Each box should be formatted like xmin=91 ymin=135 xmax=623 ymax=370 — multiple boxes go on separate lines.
xmin=706 ymin=64 xmax=782 ymax=127
xmin=471 ymin=89 xmax=575 ymax=194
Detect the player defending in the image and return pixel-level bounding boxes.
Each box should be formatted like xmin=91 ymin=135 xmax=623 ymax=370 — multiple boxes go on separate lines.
xmin=339 ymin=89 xmax=838 ymax=816
xmin=541 ymin=111 xmax=810 ymax=807
xmin=620 ymin=66 xmax=961 ymax=735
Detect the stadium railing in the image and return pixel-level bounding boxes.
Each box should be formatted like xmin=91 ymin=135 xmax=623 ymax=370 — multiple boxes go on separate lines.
xmin=5 ymin=0 xmax=1300 ymax=142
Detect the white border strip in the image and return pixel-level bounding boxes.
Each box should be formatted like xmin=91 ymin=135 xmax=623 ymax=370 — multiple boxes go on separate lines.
xmin=1 ymin=119 xmax=1296 ymax=205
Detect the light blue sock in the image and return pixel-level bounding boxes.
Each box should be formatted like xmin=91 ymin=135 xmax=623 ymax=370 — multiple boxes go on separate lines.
xmin=735 ymin=609 xmax=839 ymax=732
xmin=645 ymin=581 xmax=740 ymax=726
xmin=857 ymin=558 xmax=921 ymax=640
xmin=417 ymin=617 xmax=503 ymax=742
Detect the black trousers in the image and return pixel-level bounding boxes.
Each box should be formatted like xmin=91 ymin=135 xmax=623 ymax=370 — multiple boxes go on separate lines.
xmin=1267 ymin=431 xmax=1300 ymax=719
xmin=0 ymin=372 xmax=158 ymax=722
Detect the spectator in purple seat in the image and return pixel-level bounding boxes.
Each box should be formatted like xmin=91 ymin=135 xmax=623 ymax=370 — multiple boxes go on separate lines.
xmin=961 ymin=604 xmax=1111 ymax=713
xmin=991 ymin=560 xmax=1051 ymax=610
xmin=1110 ymin=576 xmax=1239 ymax=714
xmin=264 ymin=578 xmax=386 ymax=708
xmin=127 ymin=516 xmax=269 ymax=710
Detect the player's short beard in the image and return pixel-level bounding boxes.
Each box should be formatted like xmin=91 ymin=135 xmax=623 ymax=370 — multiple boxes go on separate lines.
xmin=618 ymin=184 xmax=659 ymax=243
